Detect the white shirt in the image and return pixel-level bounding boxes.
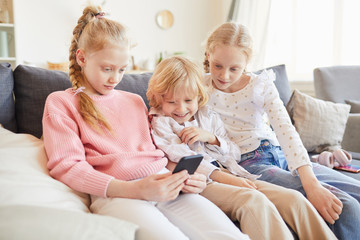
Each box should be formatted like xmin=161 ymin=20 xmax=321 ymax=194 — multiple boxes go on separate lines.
xmin=206 ymin=70 xmax=312 ymax=174
xmin=149 ymin=106 xmax=259 ymax=180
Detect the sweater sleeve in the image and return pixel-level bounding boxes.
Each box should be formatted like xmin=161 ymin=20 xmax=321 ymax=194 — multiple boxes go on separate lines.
xmin=42 ymin=93 xmax=114 ymax=197
xmin=260 ymin=71 xmax=312 ymax=174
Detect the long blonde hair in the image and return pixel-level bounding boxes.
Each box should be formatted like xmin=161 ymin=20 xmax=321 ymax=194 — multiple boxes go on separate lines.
xmin=68 ymin=5 xmax=129 ymax=132
xmin=203 ymin=22 xmax=253 ymax=73
xmin=147 ymin=56 xmax=208 ymax=109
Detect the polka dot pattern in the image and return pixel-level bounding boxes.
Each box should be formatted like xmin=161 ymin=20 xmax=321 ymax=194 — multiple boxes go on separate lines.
xmin=207 ymin=70 xmax=311 ymax=173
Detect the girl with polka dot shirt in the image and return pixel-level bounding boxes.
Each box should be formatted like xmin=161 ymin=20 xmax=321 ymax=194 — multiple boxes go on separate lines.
xmin=203 ymin=22 xmax=360 ymax=240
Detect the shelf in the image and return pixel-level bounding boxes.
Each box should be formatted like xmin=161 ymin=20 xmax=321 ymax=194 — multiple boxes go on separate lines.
xmin=0 ymin=0 xmax=16 ymax=67
xmin=0 ymin=57 xmax=16 ymax=61
xmin=0 ymin=24 xmax=14 ymax=35
xmin=0 ymin=23 xmax=14 ymax=28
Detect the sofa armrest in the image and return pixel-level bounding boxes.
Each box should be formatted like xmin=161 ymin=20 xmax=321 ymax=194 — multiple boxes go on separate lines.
xmin=342 ymin=113 xmax=360 ymax=153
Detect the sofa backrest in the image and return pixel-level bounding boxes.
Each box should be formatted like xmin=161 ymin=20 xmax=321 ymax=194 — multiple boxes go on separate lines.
xmin=13 ymin=65 xmax=71 ymax=138
xmin=314 ymin=65 xmax=360 ymax=103
xmin=0 ymin=63 xmax=16 ymax=132
xmin=11 ymin=65 xmax=153 ymax=138
xmin=1 ymin=63 xmax=291 ymax=139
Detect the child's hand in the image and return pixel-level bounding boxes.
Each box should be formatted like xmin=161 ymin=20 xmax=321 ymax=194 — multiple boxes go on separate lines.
xmin=137 ymin=171 xmax=189 ymax=202
xmin=182 ymin=173 xmax=207 ymax=194
xmin=179 ymin=127 xmax=219 ymax=146
xmin=298 ymin=165 xmax=343 ymax=224
xmin=210 ymin=170 xmax=257 ymax=189
xmin=231 ymin=176 xmax=257 ymax=189
xmin=305 ymin=183 xmax=343 ymax=224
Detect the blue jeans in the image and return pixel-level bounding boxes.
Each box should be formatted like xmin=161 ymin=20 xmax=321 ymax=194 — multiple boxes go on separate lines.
xmin=239 ymin=140 xmax=360 ymax=240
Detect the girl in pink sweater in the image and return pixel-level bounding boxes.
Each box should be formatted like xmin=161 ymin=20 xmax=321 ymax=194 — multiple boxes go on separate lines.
xmin=42 ymin=5 xmax=248 ymax=240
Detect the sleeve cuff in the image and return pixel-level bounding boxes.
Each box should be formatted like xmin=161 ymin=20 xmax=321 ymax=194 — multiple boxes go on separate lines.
xmin=83 ymin=171 xmax=115 ymax=198
xmin=206 ymin=136 xmax=228 ymax=155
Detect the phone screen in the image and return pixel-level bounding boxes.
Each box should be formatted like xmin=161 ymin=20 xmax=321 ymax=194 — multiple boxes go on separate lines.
xmin=334 ymin=164 xmax=360 ymax=173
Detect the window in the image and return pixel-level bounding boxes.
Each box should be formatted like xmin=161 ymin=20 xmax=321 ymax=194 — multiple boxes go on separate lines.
xmin=232 ymin=0 xmax=360 ymax=81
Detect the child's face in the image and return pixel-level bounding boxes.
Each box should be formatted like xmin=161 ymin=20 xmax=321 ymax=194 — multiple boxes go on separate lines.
xmin=77 ymin=45 xmax=130 ymax=95
xmin=161 ymin=90 xmax=199 ymax=125
xmin=208 ymin=45 xmax=247 ymax=93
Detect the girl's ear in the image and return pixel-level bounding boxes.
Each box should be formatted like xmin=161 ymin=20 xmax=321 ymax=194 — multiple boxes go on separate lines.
xmin=76 ymin=49 xmax=86 ymax=67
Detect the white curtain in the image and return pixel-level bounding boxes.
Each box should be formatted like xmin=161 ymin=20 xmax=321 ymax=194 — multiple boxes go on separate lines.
xmin=230 ymin=0 xmax=360 ymax=81
xmin=229 ymin=0 xmax=272 ymax=71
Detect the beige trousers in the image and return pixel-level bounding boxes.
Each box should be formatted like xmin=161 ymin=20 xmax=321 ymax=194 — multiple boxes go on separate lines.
xmin=200 ymin=180 xmax=337 ymax=240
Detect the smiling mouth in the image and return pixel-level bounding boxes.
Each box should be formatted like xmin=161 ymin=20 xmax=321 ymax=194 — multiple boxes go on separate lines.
xmin=174 ymin=113 xmax=188 ymax=118
xmin=217 ymin=79 xmax=228 ymax=85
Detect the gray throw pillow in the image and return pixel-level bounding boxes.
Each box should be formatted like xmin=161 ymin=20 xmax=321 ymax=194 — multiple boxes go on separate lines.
xmin=287 ymin=89 xmax=350 ymax=152
xmin=0 ymin=63 xmax=17 ymax=132
xmin=14 ymin=65 xmax=71 ymax=138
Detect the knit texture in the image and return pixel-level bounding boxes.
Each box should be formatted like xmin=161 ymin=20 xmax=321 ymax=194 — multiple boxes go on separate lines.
xmin=42 ymin=89 xmax=167 ymax=197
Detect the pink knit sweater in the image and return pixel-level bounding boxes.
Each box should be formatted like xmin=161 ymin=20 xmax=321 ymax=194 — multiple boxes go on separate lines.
xmin=42 ymin=89 xmax=167 ymax=197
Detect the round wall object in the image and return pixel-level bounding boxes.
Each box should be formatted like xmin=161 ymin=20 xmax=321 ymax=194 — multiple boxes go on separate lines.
xmin=156 ymin=10 xmax=174 ymax=29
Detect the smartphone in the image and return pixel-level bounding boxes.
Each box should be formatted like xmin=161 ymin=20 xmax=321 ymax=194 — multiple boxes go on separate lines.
xmin=334 ymin=164 xmax=360 ymax=173
xmin=172 ymin=154 xmax=203 ymax=174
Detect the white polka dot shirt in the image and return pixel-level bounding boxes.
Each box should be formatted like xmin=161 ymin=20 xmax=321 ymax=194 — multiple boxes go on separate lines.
xmin=206 ymin=70 xmax=311 ymax=174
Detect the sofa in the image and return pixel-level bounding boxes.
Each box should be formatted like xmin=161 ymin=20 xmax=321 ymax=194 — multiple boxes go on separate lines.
xmin=312 ymin=66 xmax=360 ymax=180
xmin=0 ymin=62 xmax=359 ymax=239
xmin=314 ymin=65 xmax=360 ymax=154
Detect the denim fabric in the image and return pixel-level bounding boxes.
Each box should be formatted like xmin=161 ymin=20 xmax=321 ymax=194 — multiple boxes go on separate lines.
xmin=239 ymin=140 xmax=360 ymax=240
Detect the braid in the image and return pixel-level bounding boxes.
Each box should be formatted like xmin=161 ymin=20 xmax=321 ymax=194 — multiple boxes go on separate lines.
xmin=203 ymin=52 xmax=210 ymax=73
xmin=68 ymin=5 xmax=112 ymax=133
xmin=69 ymin=6 xmax=101 ymax=88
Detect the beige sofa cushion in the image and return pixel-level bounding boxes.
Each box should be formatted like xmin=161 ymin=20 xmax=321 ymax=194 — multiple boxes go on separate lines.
xmin=0 ymin=205 xmax=138 ymax=240
xmin=0 ymin=127 xmax=90 ymax=210
xmin=287 ymin=89 xmax=350 ymax=152
xmin=0 ymin=127 xmax=138 ymax=239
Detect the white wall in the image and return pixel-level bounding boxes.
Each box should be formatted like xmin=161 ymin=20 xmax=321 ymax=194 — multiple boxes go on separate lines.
xmin=13 ymin=0 xmax=231 ymax=69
